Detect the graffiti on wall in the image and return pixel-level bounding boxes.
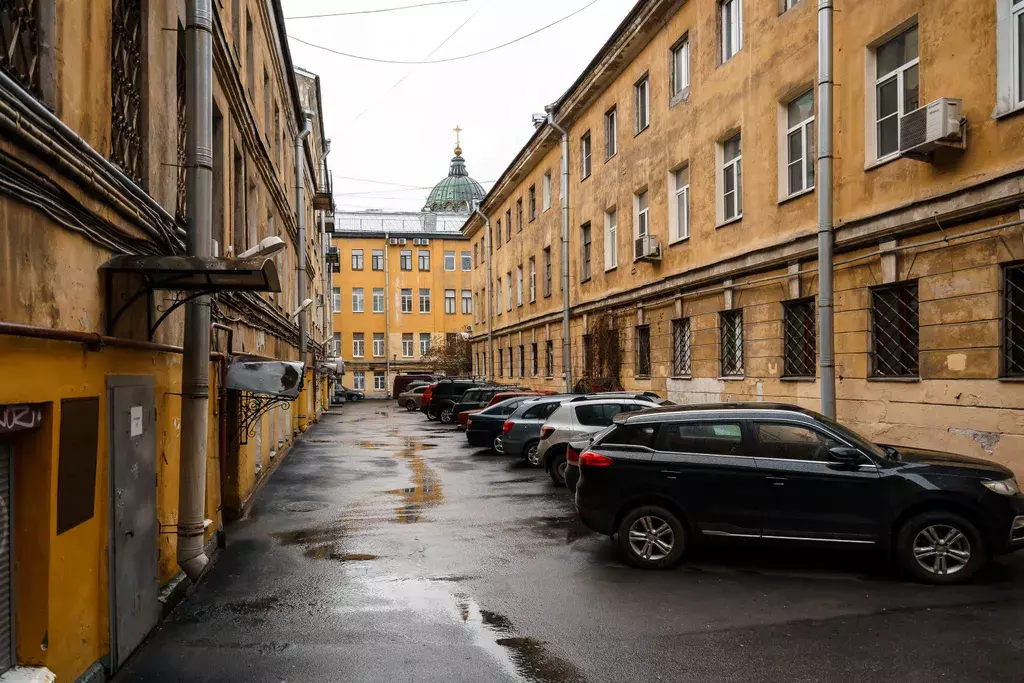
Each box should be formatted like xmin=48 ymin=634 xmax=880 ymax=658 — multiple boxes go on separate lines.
xmin=0 ymin=403 xmax=44 ymax=435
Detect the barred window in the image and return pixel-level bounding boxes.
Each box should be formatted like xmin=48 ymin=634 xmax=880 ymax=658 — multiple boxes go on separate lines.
xmin=783 ymin=298 xmax=816 ymax=378
xmin=175 ymin=27 xmax=187 ymax=223
xmin=545 ymin=340 xmax=554 ymax=377
xmin=0 ymin=0 xmax=41 ymax=94
xmin=1003 ymin=264 xmax=1024 ymax=377
xmin=720 ymin=310 xmax=744 ymax=376
xmin=871 ymin=282 xmax=919 ymax=378
xmin=582 ymin=334 xmax=593 ymax=376
xmin=636 ymin=326 xmax=651 ymax=377
xmin=110 ymin=0 xmax=143 ymax=184
xmin=531 ymin=342 xmax=539 ymax=376
xmin=672 ymin=318 xmax=692 ymax=376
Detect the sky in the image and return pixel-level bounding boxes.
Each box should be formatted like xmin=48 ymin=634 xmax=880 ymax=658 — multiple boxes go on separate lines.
xmin=282 ymin=0 xmax=636 ymax=212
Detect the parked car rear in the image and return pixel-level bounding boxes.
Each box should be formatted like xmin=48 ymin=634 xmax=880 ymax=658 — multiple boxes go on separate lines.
xmin=447 ymin=386 xmax=515 ymax=425
xmin=392 ymin=374 xmax=435 ymax=399
xmin=421 ymin=378 xmax=486 ymax=421
xmin=574 ymin=403 xmax=1024 ymax=584
xmin=396 ymin=385 xmax=428 ymax=411
xmin=465 ymin=397 xmax=536 ymax=451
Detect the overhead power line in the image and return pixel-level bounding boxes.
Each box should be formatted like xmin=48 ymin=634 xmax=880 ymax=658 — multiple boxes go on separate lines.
xmin=285 ymin=0 xmax=468 ymax=20
xmin=289 ymin=0 xmax=602 ymax=64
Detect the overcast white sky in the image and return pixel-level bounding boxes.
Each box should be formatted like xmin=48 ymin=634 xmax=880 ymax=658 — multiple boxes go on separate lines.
xmin=283 ymin=0 xmax=635 ymax=212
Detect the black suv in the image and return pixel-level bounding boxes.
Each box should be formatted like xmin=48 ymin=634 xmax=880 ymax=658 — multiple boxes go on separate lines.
xmin=421 ymin=379 xmax=486 ymax=421
xmin=575 ymin=403 xmax=1024 ymax=584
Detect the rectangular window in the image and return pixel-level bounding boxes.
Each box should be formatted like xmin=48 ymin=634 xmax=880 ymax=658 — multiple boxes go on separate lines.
xmin=497 ymin=277 xmax=503 ymax=313
xmin=1004 ymin=264 xmax=1024 ymax=377
xmin=605 ymin=108 xmax=617 ymax=159
xmin=400 ymin=250 xmax=412 ymax=270
xmin=495 ymin=220 xmax=502 ymax=250
xmin=445 ymin=289 xmax=456 ymax=314
xmin=444 ymin=251 xmax=456 ymax=271
xmin=352 ymin=249 xmax=364 ymax=270
xmin=545 ymin=340 xmax=554 ymax=376
xmin=783 ymin=298 xmax=816 ymax=378
xmin=673 ymin=166 xmax=690 ymax=241
xmin=604 ymin=209 xmax=617 ymax=270
xmin=997 ymin=0 xmax=1024 ymax=114
xmin=461 ymin=251 xmax=472 ymax=271
xmin=635 ymin=191 xmax=649 ymax=243
xmin=516 ymin=199 xmax=524 ymax=232
xmin=245 ymin=11 xmax=254 ymax=93
xmin=516 ymin=265 xmax=524 ymax=306
xmin=418 ymin=250 xmax=430 ymax=271
xmin=506 ymin=273 xmax=513 ymax=312
xmin=374 ymin=372 xmax=386 ymax=391
xmin=473 ymin=243 xmax=479 ymax=268
xmin=543 ymin=172 xmax=552 ymax=210
xmin=353 ymin=371 xmax=365 ymax=390
xmin=332 ymin=332 xmax=341 ymax=356
xmin=634 ymin=75 xmax=650 ymax=133
xmin=583 ymin=334 xmax=594 ymax=376
xmin=462 ymin=289 xmax=472 ymax=314
xmin=531 ymin=342 xmax=539 ymax=376
xmin=721 ymin=0 xmax=743 ymax=62
xmin=352 ymin=287 xmax=365 ymax=313
xmin=57 ymin=397 xmax=100 ymax=534
xmin=373 ymin=333 xmax=385 ymax=357
xmin=352 ymin=333 xmax=365 ymax=357
xmin=786 ymin=90 xmax=815 ymax=196
xmin=580 ymin=131 xmax=592 ymax=178
xmin=372 ymin=287 xmax=385 ymax=313
xmin=636 ymin=325 xmax=651 ymax=376
xmin=401 ymin=288 xmax=413 ymax=313
xmin=420 ymin=333 xmax=431 ymax=356
xmin=721 ymin=133 xmax=742 ymax=222
xmin=529 ymin=185 xmax=537 ymax=220
xmin=672 ymin=318 xmax=692 ymax=376
xmin=871 ymin=282 xmax=919 ymax=378
xmin=419 ymin=288 xmax=431 ymax=313
xmin=371 ymin=249 xmax=384 ymax=271
xmin=111 ymin=0 xmax=144 ymax=182
xmin=402 ymin=333 xmax=414 ymax=357
xmin=671 ymin=37 xmax=690 ymax=98
xmin=332 ymin=287 xmax=341 ymax=313
xmin=783 ymin=0 xmax=800 ymax=10
xmin=508 ymin=348 xmax=514 ymax=378
xmin=506 ymin=210 xmax=512 ymax=242
xmin=528 ymin=257 xmax=537 ymax=302
xmin=580 ymin=223 xmax=592 ymax=281
xmin=543 ymin=247 xmax=552 ymax=297
xmin=720 ymin=309 xmax=744 ymax=376
xmin=874 ymin=26 xmax=919 ymax=160
xmin=498 ymin=350 xmax=504 ymax=377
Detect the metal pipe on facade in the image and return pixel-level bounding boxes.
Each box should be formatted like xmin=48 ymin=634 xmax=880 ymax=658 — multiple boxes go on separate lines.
xmin=817 ymin=0 xmax=837 ymax=418
xmin=384 ymin=232 xmax=391 ymax=390
xmin=547 ymin=114 xmax=572 ymax=392
xmin=295 ymin=111 xmax=313 ymax=419
xmin=472 ymin=203 xmax=493 ymax=382
xmin=177 ymin=0 xmax=214 ymax=581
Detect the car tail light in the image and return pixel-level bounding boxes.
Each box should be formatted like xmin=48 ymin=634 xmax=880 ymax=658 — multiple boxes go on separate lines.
xmin=540 ymin=426 xmax=555 ymax=440
xmin=567 ymin=446 xmax=579 ymax=464
xmin=466 ymin=419 xmax=473 ymax=428
xmin=422 ymin=388 xmax=433 ymax=404
xmin=579 ymin=450 xmax=612 ymax=467
xmin=502 ymin=420 xmax=514 ymax=435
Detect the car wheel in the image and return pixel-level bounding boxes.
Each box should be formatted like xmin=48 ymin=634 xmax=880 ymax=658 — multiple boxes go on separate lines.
xmin=896 ymin=511 xmax=987 ymax=584
xmin=439 ymin=407 xmax=454 ymax=424
xmin=405 ymin=400 xmax=416 ymax=411
xmin=524 ymin=441 xmax=540 ymax=467
xmin=426 ymin=406 xmax=438 ymax=421
xmin=617 ymin=505 xmax=687 ymax=569
xmin=492 ymin=436 xmax=503 ymax=453
xmin=548 ymin=452 xmax=567 ymax=486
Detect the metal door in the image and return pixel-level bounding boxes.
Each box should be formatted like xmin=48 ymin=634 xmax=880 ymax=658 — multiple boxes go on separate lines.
xmin=0 ymin=442 xmax=12 ymax=671
xmin=108 ymin=377 xmax=158 ymax=669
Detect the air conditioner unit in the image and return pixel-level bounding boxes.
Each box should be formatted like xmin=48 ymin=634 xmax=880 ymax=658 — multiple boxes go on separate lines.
xmin=389 ymin=237 xmax=398 ymax=246
xmin=634 ymin=235 xmax=661 ymax=262
xmin=398 ymin=238 xmax=407 ymax=245
xmin=414 ymin=237 xmax=430 ymax=246
xmin=899 ymin=97 xmax=965 ymax=160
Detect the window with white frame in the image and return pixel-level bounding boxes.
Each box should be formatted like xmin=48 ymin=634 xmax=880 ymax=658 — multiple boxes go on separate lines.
xmin=444 ymin=251 xmax=456 ymax=271
xmin=461 ymin=250 xmax=471 ymax=271
xmin=444 ymin=289 xmax=456 ymax=314
xmin=873 ymin=26 xmax=919 ymax=161
xmin=783 ymin=0 xmax=800 ymax=11
xmin=604 ymin=208 xmax=617 ymax=269
xmin=332 ymin=287 xmax=341 ymax=313
xmin=418 ymin=250 xmax=430 ymax=271
xmin=517 ymin=199 xmax=523 ymax=232
xmin=580 ymin=131 xmax=592 ymax=179
xmin=634 ymin=75 xmax=650 ymax=133
xmin=372 ymin=332 xmax=384 ymax=357
xmin=353 ymin=371 xmax=365 ymax=390
xmin=543 ymin=248 xmax=552 ymax=297
xmin=785 ymin=90 xmax=815 ymax=196
xmin=634 ymin=190 xmax=649 ymax=243
xmin=720 ymin=133 xmax=742 ymax=222
xmin=996 ymin=1 xmax=1024 ymax=115
xmin=352 ymin=332 xmax=365 ymax=357
xmin=402 ymin=333 xmax=413 ymax=357
xmin=419 ymin=288 xmax=431 ymax=313
xmin=671 ymin=36 xmax=690 ymax=98
xmin=671 ymin=165 xmax=690 ymax=241
xmin=542 ymin=172 xmax=551 ymax=210
xmin=352 ymin=287 xmax=364 ymax=312
xmin=351 ymin=249 xmax=364 ymax=270
xmin=496 ymin=276 xmax=503 ymax=313
xmin=506 ymin=273 xmax=513 ymax=312
xmin=332 ymin=332 xmax=341 ymax=356
xmin=371 ymin=249 xmax=384 ymax=271
xmin=373 ymin=371 xmax=386 ymax=391
xmin=516 ymin=265 xmax=524 ymax=306
xmin=529 ymin=185 xmax=537 ymax=220
xmin=721 ymin=0 xmax=742 ymax=63
xmin=401 ymin=288 xmax=412 ymax=313
xmin=420 ymin=333 xmax=431 ymax=356
xmin=400 ymin=250 xmax=412 ymax=270
xmin=580 ymin=223 xmax=592 ymax=281
xmin=528 ymin=257 xmax=537 ymax=301
xmin=605 ymin=108 xmax=617 ymax=159
xmin=372 ymin=287 xmax=384 ymax=313
xmin=462 ymin=289 xmax=472 ymax=314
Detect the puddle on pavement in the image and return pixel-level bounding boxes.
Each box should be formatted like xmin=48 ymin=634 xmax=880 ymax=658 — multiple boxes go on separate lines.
xmin=226 ymin=594 xmax=283 ymax=614
xmin=303 ymin=543 xmax=378 ymax=562
xmin=359 ymin=440 xmax=390 ymax=450
xmin=387 ymin=437 xmax=445 ymax=523
xmin=272 ymin=521 xmax=346 ymax=546
xmin=518 ymin=515 xmax=594 ymax=545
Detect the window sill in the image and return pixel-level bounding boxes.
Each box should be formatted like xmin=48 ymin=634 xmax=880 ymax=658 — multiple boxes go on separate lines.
xmin=999 ymin=376 xmax=1024 ymax=382
xmin=719 ymin=375 xmax=745 ymax=381
xmin=669 ymin=88 xmax=690 ymax=108
xmin=669 ymin=375 xmax=692 ymax=380
xmin=604 ymin=264 xmax=618 ymax=273
xmin=716 ymin=215 xmax=743 ymax=229
xmin=778 ymin=187 xmax=814 ymax=205
xmin=864 ymin=153 xmax=901 ymax=172
xmin=634 ymin=125 xmax=649 ymax=138
xmin=668 ymin=236 xmax=689 ymax=247
xmin=580 ymin=277 xmax=591 ymax=284
xmin=581 ymin=174 xmax=591 ymax=183
xmin=635 ymin=375 xmax=652 ymax=380
xmin=866 ymin=376 xmax=920 ymax=383
xmin=605 ymin=153 xmax=617 ymax=163
xmin=993 ymin=102 xmax=1024 ymax=121
xmin=780 ymin=376 xmax=816 ymax=382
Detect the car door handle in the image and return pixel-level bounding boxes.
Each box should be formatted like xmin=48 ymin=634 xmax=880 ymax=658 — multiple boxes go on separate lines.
xmin=661 ymin=469 xmax=680 ymax=479
xmin=766 ymin=476 xmax=787 ymax=486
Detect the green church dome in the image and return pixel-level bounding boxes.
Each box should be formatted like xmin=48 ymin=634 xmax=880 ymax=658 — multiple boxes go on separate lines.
xmin=423 ymin=144 xmax=485 ymax=213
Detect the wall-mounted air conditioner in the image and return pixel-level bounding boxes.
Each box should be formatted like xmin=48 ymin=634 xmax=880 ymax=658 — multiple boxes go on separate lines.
xmin=634 ymin=235 xmax=661 ymax=262
xmin=899 ymin=97 xmax=965 ymax=161
xmin=398 ymin=238 xmax=407 ymax=245
xmin=389 ymin=237 xmax=398 ymax=246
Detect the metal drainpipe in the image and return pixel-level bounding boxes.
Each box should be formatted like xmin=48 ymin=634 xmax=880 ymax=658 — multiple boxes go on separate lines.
xmin=547 ymin=113 xmax=572 ymax=392
xmin=321 ymin=140 xmax=332 ymax=362
xmin=817 ymin=0 xmax=836 ymax=418
xmin=472 ymin=203 xmax=493 ymax=382
xmin=384 ymin=232 xmax=391 ymax=393
xmin=295 ymin=112 xmax=312 ymax=417
xmin=177 ymin=0 xmax=214 ymax=581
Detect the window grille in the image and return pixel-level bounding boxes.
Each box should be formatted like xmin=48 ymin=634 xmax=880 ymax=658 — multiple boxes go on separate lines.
xmin=783 ymin=298 xmax=816 ymax=377
xmin=871 ymin=282 xmax=919 ymax=378
xmin=720 ymin=309 xmax=744 ymax=376
xmin=0 ymin=0 xmax=40 ymax=95
xmin=175 ymin=30 xmax=187 ymax=223
xmin=110 ymin=0 xmax=143 ymax=184
xmin=672 ymin=318 xmax=691 ymax=376
xmin=636 ymin=326 xmax=651 ymax=377
xmin=1004 ymin=264 xmax=1024 ymax=377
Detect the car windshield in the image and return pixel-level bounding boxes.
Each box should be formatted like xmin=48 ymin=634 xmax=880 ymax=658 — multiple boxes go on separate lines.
xmin=480 ymin=398 xmax=521 ymax=415
xmin=813 ymin=413 xmax=887 ymax=459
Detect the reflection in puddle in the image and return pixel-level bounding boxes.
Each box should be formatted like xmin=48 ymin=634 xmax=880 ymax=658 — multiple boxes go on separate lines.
xmin=303 ymin=543 xmax=377 ymax=562
xmin=272 ymin=521 xmax=346 ymax=546
xmin=359 ymin=440 xmax=389 ymax=450
xmin=388 ymin=437 xmax=444 ymax=523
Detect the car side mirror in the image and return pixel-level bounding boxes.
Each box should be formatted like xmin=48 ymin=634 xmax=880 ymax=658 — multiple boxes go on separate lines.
xmin=829 ymin=446 xmax=865 ymax=464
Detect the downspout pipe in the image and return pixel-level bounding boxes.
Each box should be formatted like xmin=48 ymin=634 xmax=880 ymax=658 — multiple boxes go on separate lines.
xmin=295 ymin=111 xmax=313 ymax=415
xmin=817 ymin=0 xmax=836 ymax=418
xmin=472 ymin=202 xmax=493 ymax=382
xmin=384 ymin=231 xmax=391 ymax=392
xmin=547 ymin=112 xmax=572 ymax=392
xmin=177 ymin=0 xmax=214 ymax=581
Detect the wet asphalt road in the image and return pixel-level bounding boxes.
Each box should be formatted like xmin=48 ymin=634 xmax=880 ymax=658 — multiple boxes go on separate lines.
xmin=116 ymin=401 xmax=1024 ymax=683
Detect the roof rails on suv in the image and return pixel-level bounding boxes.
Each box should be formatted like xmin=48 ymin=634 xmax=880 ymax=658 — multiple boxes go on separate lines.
xmin=569 ymin=392 xmax=660 ymax=403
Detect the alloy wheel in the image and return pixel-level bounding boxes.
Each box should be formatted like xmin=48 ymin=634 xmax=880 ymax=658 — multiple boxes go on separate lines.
xmin=493 ymin=437 xmax=504 ymax=453
xmin=440 ymin=408 xmax=453 ymax=424
xmin=627 ymin=515 xmax=674 ymax=562
xmin=555 ymin=458 xmax=568 ymax=484
xmin=526 ymin=444 xmax=540 ymax=466
xmin=913 ymin=524 xmax=971 ymax=576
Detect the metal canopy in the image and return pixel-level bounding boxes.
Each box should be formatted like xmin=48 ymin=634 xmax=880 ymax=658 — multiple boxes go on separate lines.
xmin=225 ymin=358 xmax=306 ymax=445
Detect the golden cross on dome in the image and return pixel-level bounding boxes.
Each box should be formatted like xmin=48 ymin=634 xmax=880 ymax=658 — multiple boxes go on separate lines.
xmin=453 ymin=125 xmax=463 ymax=155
